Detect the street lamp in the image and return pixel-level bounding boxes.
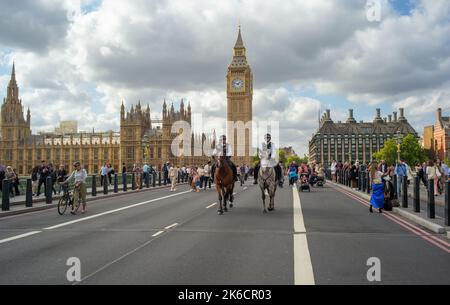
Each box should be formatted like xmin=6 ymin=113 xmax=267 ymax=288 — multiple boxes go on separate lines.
xmin=396 ymin=131 xmax=402 ymax=163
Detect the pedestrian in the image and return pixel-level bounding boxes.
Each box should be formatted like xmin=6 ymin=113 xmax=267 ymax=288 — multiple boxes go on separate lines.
xmin=133 ymin=163 xmax=143 ymax=189
xmin=56 ymin=165 xmax=67 ymax=195
xmin=204 ymin=161 xmax=211 ymax=189
xmin=198 ymin=165 xmax=204 ymax=189
xmin=436 ymin=159 xmax=445 ymax=195
xmin=369 ymin=161 xmax=385 ymax=213
xmin=36 ymin=160 xmax=50 ymax=197
xmin=63 ymin=161 xmax=88 ymax=214
xmin=425 ymin=160 xmax=439 ymax=196
xmin=0 ymin=164 xmax=5 ymax=193
xmin=330 ymin=160 xmax=337 ymax=182
xmin=30 ymin=166 xmax=39 ymax=196
xmin=100 ymin=162 xmax=109 ymax=187
xmin=394 ymin=159 xmax=407 ymax=198
xmin=122 ymin=162 xmax=127 ymax=174
xmin=49 ymin=163 xmax=57 ymax=195
xmin=169 ymin=164 xmax=178 ymax=191
xmin=107 ymin=163 xmax=114 ymax=185
xmin=12 ymin=168 xmax=20 ymax=196
xmin=5 ymin=166 xmax=16 ymax=197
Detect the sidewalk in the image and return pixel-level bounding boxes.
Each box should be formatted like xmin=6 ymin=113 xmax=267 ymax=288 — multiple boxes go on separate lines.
xmin=406 ymin=183 xmax=445 ymax=207
xmin=329 ymin=181 xmax=450 ymax=238
xmin=0 ymin=182 xmax=187 ymax=218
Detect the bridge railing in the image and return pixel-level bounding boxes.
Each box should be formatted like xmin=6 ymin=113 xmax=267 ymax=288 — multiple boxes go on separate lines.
xmin=325 ymin=168 xmax=449 ymax=226
xmin=1 ymin=171 xmax=190 ymax=211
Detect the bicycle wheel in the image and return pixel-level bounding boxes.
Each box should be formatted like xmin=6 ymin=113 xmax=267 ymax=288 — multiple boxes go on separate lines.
xmin=57 ymin=196 xmax=68 ymax=215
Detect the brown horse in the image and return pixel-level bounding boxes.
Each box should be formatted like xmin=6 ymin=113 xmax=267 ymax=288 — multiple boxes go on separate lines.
xmin=214 ymin=156 xmax=235 ymax=215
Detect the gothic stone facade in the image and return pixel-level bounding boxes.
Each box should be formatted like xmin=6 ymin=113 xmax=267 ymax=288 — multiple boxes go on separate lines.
xmin=309 ymin=108 xmax=418 ymax=166
xmin=0 ymin=64 xmax=209 ymax=175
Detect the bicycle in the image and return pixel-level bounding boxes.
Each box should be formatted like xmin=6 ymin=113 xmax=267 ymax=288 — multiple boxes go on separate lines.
xmin=57 ymin=183 xmax=81 ymax=215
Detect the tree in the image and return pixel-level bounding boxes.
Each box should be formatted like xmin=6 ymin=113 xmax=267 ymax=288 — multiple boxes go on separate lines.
xmin=373 ymin=134 xmax=426 ymax=166
xmin=278 ymin=150 xmax=287 ymax=165
xmin=285 ymin=154 xmax=308 ymax=167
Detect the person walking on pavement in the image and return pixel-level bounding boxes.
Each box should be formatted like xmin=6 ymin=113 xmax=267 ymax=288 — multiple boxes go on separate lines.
xmin=169 ymin=165 xmax=178 ymax=191
xmin=426 ymin=160 xmax=439 ymax=196
xmin=100 ymin=162 xmax=109 ymax=187
xmin=394 ymin=159 xmax=407 ymax=198
xmin=63 ymin=161 xmax=88 ymax=214
xmin=36 ymin=160 xmax=50 ymax=197
xmin=203 ymin=161 xmax=211 ymax=190
xmin=369 ymin=161 xmax=386 ymax=213
xmin=56 ymin=165 xmax=67 ymax=195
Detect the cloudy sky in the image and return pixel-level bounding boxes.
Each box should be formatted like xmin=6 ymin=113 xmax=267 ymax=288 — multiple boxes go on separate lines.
xmin=0 ymin=0 xmax=449 ymax=156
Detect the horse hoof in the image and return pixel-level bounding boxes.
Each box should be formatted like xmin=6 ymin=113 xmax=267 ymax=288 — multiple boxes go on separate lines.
xmin=268 ymin=207 xmax=274 ymax=211
xmin=229 ymin=203 xmax=233 ymax=208
xmin=224 ymin=207 xmax=228 ymax=212
xmin=218 ymin=210 xmax=224 ymax=215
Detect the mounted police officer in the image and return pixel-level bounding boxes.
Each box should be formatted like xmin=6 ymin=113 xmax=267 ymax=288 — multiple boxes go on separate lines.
xmin=211 ymin=135 xmax=237 ymax=181
xmin=259 ymin=133 xmax=282 ymax=182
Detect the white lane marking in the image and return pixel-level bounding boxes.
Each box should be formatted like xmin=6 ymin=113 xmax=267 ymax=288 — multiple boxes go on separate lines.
xmin=164 ymin=223 xmax=178 ymax=230
xmin=0 ymin=231 xmax=42 ymax=244
xmin=292 ymin=186 xmax=315 ymax=285
xmin=152 ymin=230 xmax=164 ymax=237
xmin=44 ymin=190 xmax=191 ymax=230
xmin=206 ymin=202 xmax=217 ymax=209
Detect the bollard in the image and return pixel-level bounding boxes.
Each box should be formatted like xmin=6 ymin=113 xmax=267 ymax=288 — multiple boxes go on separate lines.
xmin=122 ymin=173 xmax=127 ymax=192
xmin=45 ymin=176 xmax=52 ymax=204
xmin=2 ymin=179 xmax=10 ymax=211
xmin=92 ymin=175 xmax=97 ymax=197
xmin=427 ymin=178 xmax=435 ymax=219
xmin=114 ymin=174 xmax=118 ymax=193
xmin=366 ymin=171 xmax=371 ymax=194
xmin=132 ymin=173 xmax=136 ymax=190
xmin=158 ymin=171 xmax=161 ymax=186
xmin=358 ymin=172 xmax=362 ymax=191
xmin=26 ymin=178 xmax=33 ymax=207
xmin=445 ymin=181 xmax=449 ymax=226
xmin=361 ymin=172 xmax=367 ymax=193
xmin=393 ymin=175 xmax=398 ymax=199
xmin=103 ymin=174 xmax=108 ymax=195
xmin=413 ymin=176 xmax=420 ymax=213
xmin=402 ymin=175 xmax=408 ymax=208
xmin=153 ymin=172 xmax=156 ymax=187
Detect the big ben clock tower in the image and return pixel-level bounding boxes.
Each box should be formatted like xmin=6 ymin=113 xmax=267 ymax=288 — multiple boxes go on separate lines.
xmin=227 ymin=26 xmax=253 ymax=166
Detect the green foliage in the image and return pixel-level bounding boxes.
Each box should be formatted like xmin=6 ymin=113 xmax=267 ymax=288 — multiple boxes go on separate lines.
xmin=373 ymin=134 xmax=426 ymax=166
xmin=285 ymin=154 xmax=308 ymax=167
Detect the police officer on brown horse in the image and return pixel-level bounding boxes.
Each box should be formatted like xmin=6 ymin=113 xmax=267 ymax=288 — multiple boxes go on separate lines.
xmin=211 ymin=135 xmax=237 ymax=181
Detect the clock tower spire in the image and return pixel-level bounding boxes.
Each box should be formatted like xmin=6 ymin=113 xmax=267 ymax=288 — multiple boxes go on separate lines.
xmin=227 ymin=26 xmax=253 ymax=166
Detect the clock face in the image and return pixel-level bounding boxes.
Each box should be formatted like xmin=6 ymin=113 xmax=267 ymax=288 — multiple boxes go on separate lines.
xmin=232 ymin=78 xmax=244 ymax=89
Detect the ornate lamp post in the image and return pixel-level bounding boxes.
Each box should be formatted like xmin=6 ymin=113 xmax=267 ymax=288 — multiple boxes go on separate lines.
xmin=396 ymin=130 xmax=402 ymax=163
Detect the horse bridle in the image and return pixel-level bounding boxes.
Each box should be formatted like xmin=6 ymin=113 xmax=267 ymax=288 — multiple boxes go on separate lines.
xmin=260 ymin=168 xmax=274 ymax=184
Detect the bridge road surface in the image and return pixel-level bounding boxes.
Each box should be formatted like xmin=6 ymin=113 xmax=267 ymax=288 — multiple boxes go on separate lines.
xmin=0 ymin=181 xmax=448 ymax=285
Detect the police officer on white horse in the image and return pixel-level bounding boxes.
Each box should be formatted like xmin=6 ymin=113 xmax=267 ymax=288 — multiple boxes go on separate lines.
xmin=258 ymin=133 xmax=280 ymax=213
xmin=211 ymin=135 xmax=237 ymax=181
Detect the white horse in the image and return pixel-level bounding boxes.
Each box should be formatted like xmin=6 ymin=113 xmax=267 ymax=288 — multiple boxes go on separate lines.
xmin=258 ymin=166 xmax=277 ymax=213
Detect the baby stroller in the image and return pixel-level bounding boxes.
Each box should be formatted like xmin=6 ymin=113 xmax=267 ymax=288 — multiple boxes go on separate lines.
xmin=288 ymin=171 xmax=298 ymax=186
xmin=383 ymin=176 xmax=395 ymax=211
xmin=298 ymin=173 xmax=310 ymax=192
xmin=316 ymin=176 xmax=325 ymax=187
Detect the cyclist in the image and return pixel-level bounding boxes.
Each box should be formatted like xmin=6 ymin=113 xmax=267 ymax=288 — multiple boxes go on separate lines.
xmin=63 ymin=161 xmax=87 ymax=214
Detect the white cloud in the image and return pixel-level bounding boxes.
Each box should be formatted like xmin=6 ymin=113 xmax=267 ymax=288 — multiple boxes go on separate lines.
xmin=0 ymin=0 xmax=449 ymax=156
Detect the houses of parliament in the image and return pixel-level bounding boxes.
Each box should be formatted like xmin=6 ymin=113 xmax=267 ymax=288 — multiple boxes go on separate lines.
xmin=0 ymin=28 xmax=254 ymax=175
